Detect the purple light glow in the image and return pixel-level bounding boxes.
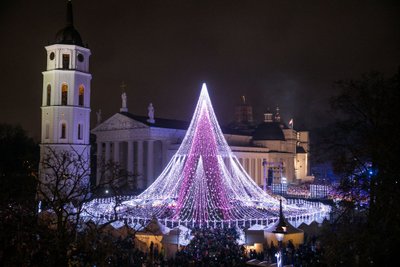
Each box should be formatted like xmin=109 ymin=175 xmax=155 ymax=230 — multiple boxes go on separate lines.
xmin=82 ymin=84 xmax=330 ymax=227
xmin=175 ymin=98 xmax=231 ymax=221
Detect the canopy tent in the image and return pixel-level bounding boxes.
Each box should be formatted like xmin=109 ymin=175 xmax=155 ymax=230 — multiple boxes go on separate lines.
xmin=134 ymin=218 xmax=170 ymax=253
xmin=245 ymin=224 xmax=267 ymax=244
xmin=243 ymin=218 xmax=304 ymax=252
xmin=161 ymin=225 xmax=193 ymax=259
xmin=265 ymin=219 xmax=304 ymax=248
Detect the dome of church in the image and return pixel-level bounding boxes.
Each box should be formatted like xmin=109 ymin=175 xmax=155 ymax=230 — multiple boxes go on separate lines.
xmin=252 ymin=122 xmax=285 ymax=141
xmin=55 ymin=25 xmax=84 ymax=46
xmin=54 ymin=0 xmax=84 ymax=47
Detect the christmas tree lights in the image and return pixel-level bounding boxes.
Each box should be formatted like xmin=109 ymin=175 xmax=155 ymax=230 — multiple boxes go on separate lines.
xmin=83 ymin=84 xmax=330 ymax=227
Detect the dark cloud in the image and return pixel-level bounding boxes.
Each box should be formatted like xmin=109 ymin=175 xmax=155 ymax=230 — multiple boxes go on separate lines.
xmin=1 ymin=0 xmax=399 ymax=139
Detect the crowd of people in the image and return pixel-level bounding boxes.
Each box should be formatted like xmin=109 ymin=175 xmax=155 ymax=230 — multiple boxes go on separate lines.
xmin=246 ymin=236 xmax=325 ymax=266
xmin=170 ymin=227 xmax=247 ymax=266
xmin=143 ymin=227 xmax=325 ymax=267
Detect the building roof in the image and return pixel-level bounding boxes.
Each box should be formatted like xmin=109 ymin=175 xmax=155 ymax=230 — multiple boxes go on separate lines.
xmin=55 ymin=26 xmax=84 ymax=46
xmin=54 ymin=1 xmax=84 ymax=47
xmin=120 ymin=112 xmax=189 ymax=130
xmin=119 ymin=112 xmax=297 ymax=141
xmin=252 ymin=122 xmax=286 ymax=141
xmin=226 ymin=121 xmax=256 ymax=135
xmin=120 ymin=112 xmax=256 ymax=136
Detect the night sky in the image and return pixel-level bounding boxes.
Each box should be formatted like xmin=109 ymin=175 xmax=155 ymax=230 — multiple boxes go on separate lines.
xmin=1 ymin=0 xmax=399 ymax=140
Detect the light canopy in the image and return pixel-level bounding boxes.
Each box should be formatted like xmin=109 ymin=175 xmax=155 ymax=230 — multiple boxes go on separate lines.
xmin=83 ymin=84 xmax=330 ymax=227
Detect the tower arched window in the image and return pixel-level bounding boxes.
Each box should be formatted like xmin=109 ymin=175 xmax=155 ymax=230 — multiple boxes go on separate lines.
xmin=61 ymin=123 xmax=67 ymax=139
xmin=78 ymin=124 xmax=83 ymax=140
xmin=61 ymin=83 xmax=68 ymax=105
xmin=46 ymin=84 xmax=51 ymax=106
xmin=45 ymin=123 xmax=50 ymax=139
xmin=78 ymin=85 xmax=84 ymax=106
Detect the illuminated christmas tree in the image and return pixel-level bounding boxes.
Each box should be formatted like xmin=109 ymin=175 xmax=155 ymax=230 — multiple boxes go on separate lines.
xmin=84 ymin=84 xmax=330 ymax=227
xmin=128 ymin=84 xmax=319 ymax=222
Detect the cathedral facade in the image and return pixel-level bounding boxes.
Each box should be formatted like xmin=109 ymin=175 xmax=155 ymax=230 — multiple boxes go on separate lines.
xmin=93 ymin=97 xmax=314 ymax=191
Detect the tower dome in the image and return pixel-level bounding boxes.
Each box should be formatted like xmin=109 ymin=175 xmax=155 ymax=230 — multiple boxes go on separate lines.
xmin=54 ymin=0 xmax=84 ymax=47
xmin=252 ymin=122 xmax=286 ymax=141
xmin=55 ymin=26 xmax=83 ymax=46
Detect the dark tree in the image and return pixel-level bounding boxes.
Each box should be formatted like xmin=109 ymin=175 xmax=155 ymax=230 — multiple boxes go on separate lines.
xmin=0 ymin=124 xmax=146 ymax=266
xmin=0 ymin=124 xmax=38 ymax=201
xmin=0 ymin=124 xmax=39 ymax=266
xmin=321 ymin=70 xmax=400 ymax=265
xmin=0 ymin=124 xmax=38 ymax=176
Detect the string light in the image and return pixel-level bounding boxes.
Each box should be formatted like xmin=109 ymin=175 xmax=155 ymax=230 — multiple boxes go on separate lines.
xmin=83 ymin=84 xmax=330 ymax=227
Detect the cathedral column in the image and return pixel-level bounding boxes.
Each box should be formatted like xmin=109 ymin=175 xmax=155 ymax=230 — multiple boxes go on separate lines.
xmin=262 ymin=158 xmax=267 ymax=191
xmin=111 ymin=141 xmax=120 ymax=187
xmin=147 ymin=140 xmax=154 ymax=188
xmin=255 ymin=158 xmax=260 ymax=185
xmin=96 ymin=142 xmax=102 ymax=185
xmin=127 ymin=141 xmax=134 ymax=189
xmin=252 ymin=158 xmax=256 ymax=184
xmin=127 ymin=141 xmax=134 ymax=173
xmin=104 ymin=142 xmax=111 ymax=182
xmin=245 ymin=158 xmax=249 ymax=174
xmin=249 ymin=158 xmax=256 ymax=182
xmin=259 ymin=159 xmax=262 ymax=183
xmin=105 ymin=142 xmax=111 ymax=163
xmin=113 ymin=141 xmax=120 ymax=163
xmin=161 ymin=140 xmax=169 ymax=168
xmin=247 ymin=158 xmax=250 ymax=174
xmin=137 ymin=140 xmax=144 ymax=189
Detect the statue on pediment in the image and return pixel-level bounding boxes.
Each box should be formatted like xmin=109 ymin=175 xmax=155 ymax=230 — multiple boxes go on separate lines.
xmin=147 ymin=103 xmax=155 ymax=123
xmin=96 ymin=109 xmax=102 ymax=125
xmin=122 ymin=92 xmax=127 ymax=108
xmin=120 ymin=92 xmax=128 ymax=112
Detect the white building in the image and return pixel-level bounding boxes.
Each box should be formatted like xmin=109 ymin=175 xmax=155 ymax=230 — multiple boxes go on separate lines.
xmin=93 ymin=96 xmax=314 ymax=192
xmin=39 ymin=1 xmax=91 ymax=191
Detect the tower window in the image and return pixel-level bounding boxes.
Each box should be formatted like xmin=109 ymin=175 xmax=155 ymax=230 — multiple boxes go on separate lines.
xmin=77 ymin=53 xmax=84 ymax=62
xmin=45 ymin=123 xmax=50 ymax=139
xmin=49 ymin=52 xmax=55 ymax=60
xmin=46 ymin=84 xmax=51 ymax=106
xmin=62 ymin=54 xmax=70 ymax=69
xmin=61 ymin=83 xmax=68 ymax=105
xmin=61 ymin=123 xmax=66 ymax=139
xmin=78 ymin=85 xmax=84 ymax=106
xmin=78 ymin=124 xmax=82 ymax=140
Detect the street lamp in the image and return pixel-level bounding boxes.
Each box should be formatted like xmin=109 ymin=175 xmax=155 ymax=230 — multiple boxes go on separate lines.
xmin=273 ymin=199 xmax=287 ymax=267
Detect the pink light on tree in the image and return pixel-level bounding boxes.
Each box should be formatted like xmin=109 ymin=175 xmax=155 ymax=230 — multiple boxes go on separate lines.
xmin=130 ymin=83 xmax=312 ymax=220
xmin=83 ymin=84 xmax=331 ymax=227
xmin=175 ymin=90 xmax=232 ymax=221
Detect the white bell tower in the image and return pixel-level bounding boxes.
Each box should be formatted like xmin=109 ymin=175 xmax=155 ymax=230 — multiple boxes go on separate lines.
xmin=39 ymin=0 xmax=92 ymax=188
